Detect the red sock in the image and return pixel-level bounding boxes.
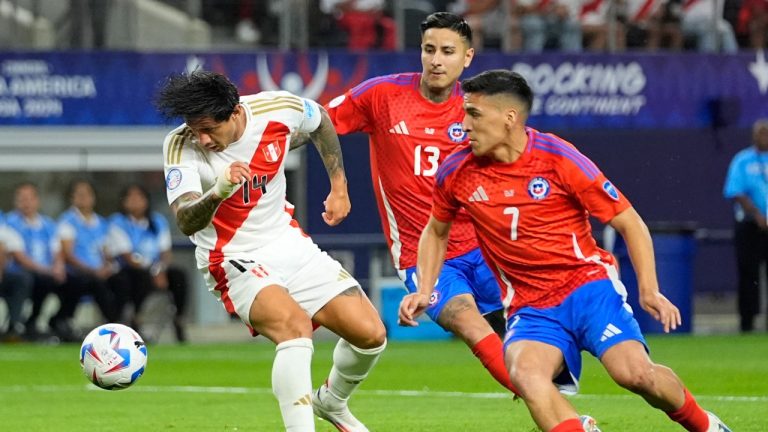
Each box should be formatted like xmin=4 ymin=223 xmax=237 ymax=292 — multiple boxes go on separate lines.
xmin=471 ymin=333 xmax=520 ymax=396
xmin=666 ymin=388 xmax=710 ymax=432
xmin=550 ymin=418 xmax=584 ymax=432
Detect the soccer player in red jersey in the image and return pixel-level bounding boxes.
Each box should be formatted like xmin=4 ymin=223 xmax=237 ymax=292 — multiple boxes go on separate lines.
xmin=400 ymin=69 xmax=731 ymax=432
xmin=323 ymin=12 xmax=515 ymax=394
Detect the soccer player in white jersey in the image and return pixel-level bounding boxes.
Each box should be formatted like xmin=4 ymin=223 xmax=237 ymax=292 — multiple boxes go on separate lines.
xmin=156 ymin=71 xmax=386 ymax=432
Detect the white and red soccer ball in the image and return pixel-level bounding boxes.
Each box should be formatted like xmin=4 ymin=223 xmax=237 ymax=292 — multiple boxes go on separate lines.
xmin=79 ymin=323 xmax=147 ymax=390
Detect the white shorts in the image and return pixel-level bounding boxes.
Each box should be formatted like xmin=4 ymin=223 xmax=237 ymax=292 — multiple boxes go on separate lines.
xmin=200 ymin=228 xmax=359 ymax=329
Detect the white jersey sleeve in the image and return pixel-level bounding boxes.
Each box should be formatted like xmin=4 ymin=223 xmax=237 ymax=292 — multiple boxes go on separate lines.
xmin=297 ymin=98 xmax=322 ymax=134
xmin=163 ymin=126 xmax=204 ymax=206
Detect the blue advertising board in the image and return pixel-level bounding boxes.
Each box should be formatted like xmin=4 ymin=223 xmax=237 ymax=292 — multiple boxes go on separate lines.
xmin=1 ymin=50 xmax=767 ymax=128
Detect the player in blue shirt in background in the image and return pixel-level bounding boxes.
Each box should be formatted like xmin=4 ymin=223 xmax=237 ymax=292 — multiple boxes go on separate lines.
xmin=723 ymin=118 xmax=768 ymax=333
xmin=6 ymin=182 xmax=66 ymax=340
xmin=49 ymin=179 xmax=118 ymax=342
xmin=0 ymin=211 xmax=33 ymax=342
xmin=109 ymin=184 xmax=189 ymax=342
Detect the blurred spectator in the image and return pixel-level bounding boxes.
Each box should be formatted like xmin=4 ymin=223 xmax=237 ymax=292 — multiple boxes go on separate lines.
xmin=681 ymin=0 xmax=738 ymax=52
xmin=69 ymin=0 xmax=111 ymax=49
xmin=737 ymin=0 xmax=768 ymax=49
xmin=580 ymin=0 xmax=627 ymax=51
xmin=5 ymin=183 xmax=66 ymax=340
xmin=235 ymin=0 xmax=263 ymax=44
xmin=723 ymin=119 xmax=768 ymax=333
xmin=624 ymin=0 xmax=684 ymax=50
xmin=320 ymin=0 xmax=396 ymax=50
xmin=48 ymin=179 xmax=117 ymax=342
xmin=108 ymin=184 xmax=189 ymax=343
xmin=450 ymin=0 xmax=520 ymax=51
xmin=0 ymin=212 xmax=32 ymax=342
xmin=515 ymin=0 xmax=582 ymax=52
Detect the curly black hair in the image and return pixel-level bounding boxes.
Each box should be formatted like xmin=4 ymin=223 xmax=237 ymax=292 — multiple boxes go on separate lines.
xmin=154 ymin=70 xmax=240 ymax=123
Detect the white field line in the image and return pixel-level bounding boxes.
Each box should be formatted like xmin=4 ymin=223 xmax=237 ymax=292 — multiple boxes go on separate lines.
xmin=1 ymin=384 xmax=766 ymax=403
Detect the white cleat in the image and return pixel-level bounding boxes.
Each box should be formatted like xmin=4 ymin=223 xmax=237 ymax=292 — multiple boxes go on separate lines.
xmin=706 ymin=411 xmax=732 ymax=432
xmin=312 ymin=384 xmax=369 ymax=432
xmin=580 ymin=415 xmax=602 ymax=432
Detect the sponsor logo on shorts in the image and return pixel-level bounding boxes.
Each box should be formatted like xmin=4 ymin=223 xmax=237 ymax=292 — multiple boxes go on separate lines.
xmin=429 ymin=290 xmax=440 ymax=305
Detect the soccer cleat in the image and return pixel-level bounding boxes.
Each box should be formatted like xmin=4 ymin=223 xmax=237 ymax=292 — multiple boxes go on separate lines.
xmin=580 ymin=415 xmax=602 ymax=432
xmin=706 ymin=412 xmax=732 ymax=432
xmin=312 ymin=384 xmax=369 ymax=432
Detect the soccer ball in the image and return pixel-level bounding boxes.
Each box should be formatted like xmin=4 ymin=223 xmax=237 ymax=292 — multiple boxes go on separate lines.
xmin=79 ymin=323 xmax=148 ymax=390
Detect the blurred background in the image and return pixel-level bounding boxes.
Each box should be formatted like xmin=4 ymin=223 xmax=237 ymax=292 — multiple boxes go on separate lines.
xmin=0 ymin=0 xmax=767 ymax=344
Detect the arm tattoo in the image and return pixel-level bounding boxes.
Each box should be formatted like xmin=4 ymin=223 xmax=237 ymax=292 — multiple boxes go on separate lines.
xmin=172 ymin=190 xmax=224 ymax=236
xmin=290 ymin=131 xmax=311 ymax=150
xmin=310 ymin=107 xmax=346 ymax=179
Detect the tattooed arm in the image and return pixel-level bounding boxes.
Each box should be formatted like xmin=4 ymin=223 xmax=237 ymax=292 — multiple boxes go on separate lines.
xmin=310 ymin=106 xmax=350 ymax=226
xmin=290 ymin=131 xmax=311 ymax=150
xmin=171 ymin=161 xmax=251 ymax=236
xmin=171 ymin=191 xmax=223 ymax=236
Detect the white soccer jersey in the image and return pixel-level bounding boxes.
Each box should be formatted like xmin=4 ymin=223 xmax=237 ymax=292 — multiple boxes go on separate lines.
xmin=162 ymin=91 xmax=322 ymax=268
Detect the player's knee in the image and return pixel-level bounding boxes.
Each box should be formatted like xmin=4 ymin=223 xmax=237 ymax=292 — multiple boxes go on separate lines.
xmin=611 ymin=363 xmax=656 ymax=394
xmin=508 ymin=361 xmax=550 ymax=399
xmin=354 ymin=320 xmax=387 ymax=349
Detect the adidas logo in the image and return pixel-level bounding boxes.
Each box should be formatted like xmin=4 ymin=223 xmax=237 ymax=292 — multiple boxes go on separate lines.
xmin=468 ymin=185 xmax=489 ymax=202
xmin=388 ymin=120 xmax=409 ymax=135
xmin=600 ymin=323 xmax=623 ymax=342
xmin=293 ymin=393 xmax=312 ymax=406
xmin=337 ymin=269 xmax=352 ymax=281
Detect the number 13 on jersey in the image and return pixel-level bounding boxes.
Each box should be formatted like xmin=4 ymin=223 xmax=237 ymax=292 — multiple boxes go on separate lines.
xmin=414 ymin=145 xmax=440 ymax=176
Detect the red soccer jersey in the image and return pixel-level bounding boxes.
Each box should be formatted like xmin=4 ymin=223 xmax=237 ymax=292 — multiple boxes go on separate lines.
xmin=325 ymin=72 xmax=478 ymax=270
xmin=432 ymin=127 xmax=632 ymax=314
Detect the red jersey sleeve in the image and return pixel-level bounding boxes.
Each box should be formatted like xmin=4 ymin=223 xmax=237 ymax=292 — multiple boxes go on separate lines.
xmin=558 ymin=155 xmax=632 ymax=223
xmin=432 ymin=179 xmax=460 ymax=223
xmin=431 ymin=147 xmax=472 ymax=223
xmin=324 ymin=77 xmax=378 ymax=135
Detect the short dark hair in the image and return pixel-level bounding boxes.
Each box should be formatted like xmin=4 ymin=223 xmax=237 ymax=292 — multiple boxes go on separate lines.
xmin=155 ymin=70 xmax=240 ymax=123
xmin=420 ymin=12 xmax=472 ymax=45
xmin=14 ymin=181 xmax=37 ymax=193
xmin=119 ymin=183 xmax=157 ymax=233
xmin=66 ymin=178 xmax=94 ymax=201
xmin=461 ymin=70 xmax=534 ymax=114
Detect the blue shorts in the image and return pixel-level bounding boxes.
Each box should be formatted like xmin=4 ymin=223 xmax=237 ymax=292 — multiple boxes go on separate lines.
xmin=503 ymin=278 xmax=647 ymax=394
xmin=402 ymin=248 xmax=504 ymax=322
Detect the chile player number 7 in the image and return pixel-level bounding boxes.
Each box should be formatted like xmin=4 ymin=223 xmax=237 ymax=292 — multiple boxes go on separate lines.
xmin=504 ymin=207 xmax=519 ymax=241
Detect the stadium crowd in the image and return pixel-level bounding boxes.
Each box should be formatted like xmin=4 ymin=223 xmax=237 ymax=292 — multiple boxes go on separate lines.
xmin=221 ymin=0 xmax=765 ymax=52
xmin=0 ymin=180 xmax=189 ymax=344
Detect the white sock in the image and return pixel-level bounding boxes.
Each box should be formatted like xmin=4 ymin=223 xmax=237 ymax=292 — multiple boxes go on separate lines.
xmin=326 ymin=338 xmax=387 ymax=403
xmin=273 ymin=338 xmax=315 ymax=431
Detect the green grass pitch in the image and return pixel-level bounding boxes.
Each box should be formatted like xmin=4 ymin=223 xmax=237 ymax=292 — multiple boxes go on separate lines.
xmin=0 ymin=334 xmax=766 ymax=431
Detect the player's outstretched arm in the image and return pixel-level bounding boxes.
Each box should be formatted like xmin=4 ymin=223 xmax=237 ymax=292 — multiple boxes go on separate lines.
xmin=399 ymin=216 xmax=452 ymax=326
xmin=172 ymin=162 xmax=251 ymax=236
xmin=609 ymin=207 xmax=681 ymax=333
xmin=310 ymin=106 xmax=350 ymax=226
